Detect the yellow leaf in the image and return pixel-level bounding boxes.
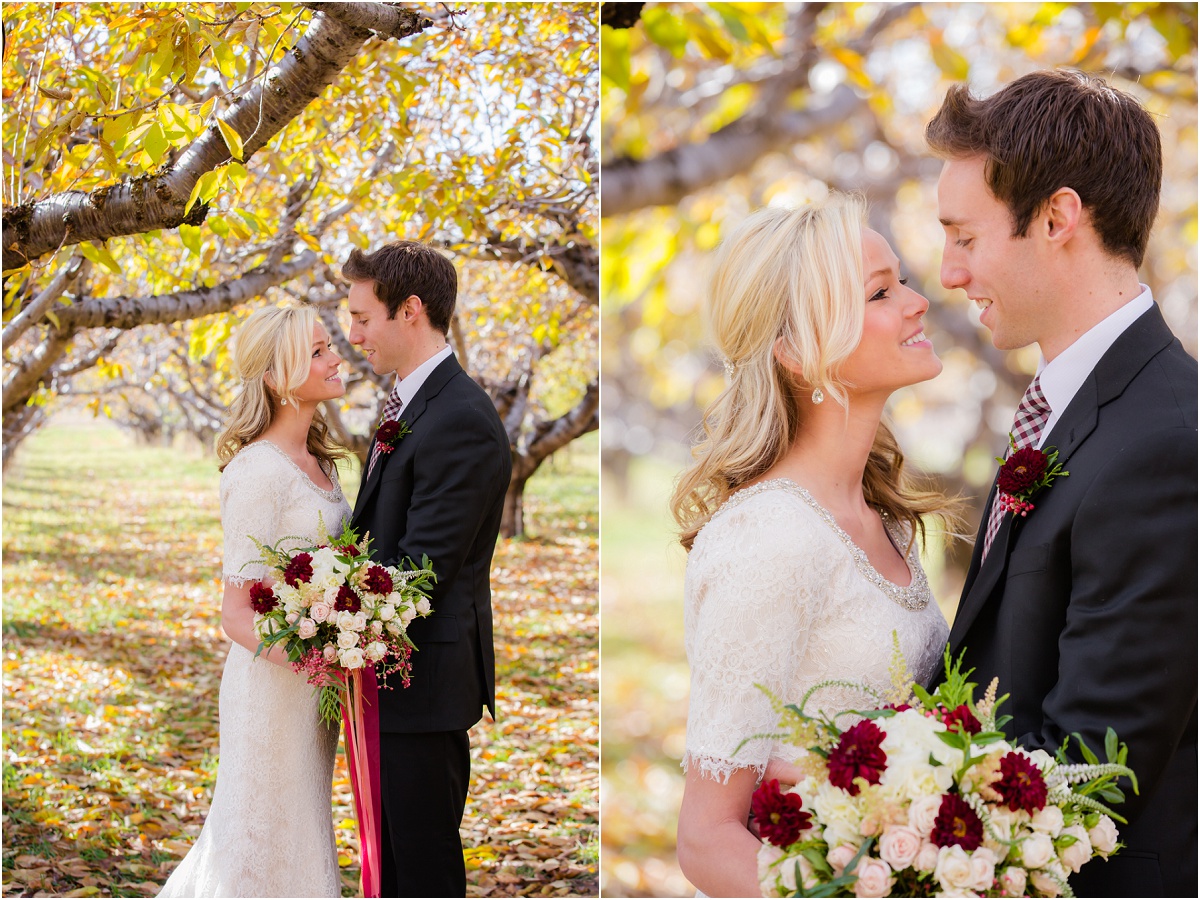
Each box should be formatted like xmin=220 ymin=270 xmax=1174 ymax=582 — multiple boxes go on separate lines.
xmin=337 ymin=854 xmax=352 ymax=867
xmin=217 ymin=119 xmax=244 ymax=161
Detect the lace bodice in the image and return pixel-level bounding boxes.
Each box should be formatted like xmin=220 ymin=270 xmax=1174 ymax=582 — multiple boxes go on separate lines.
xmin=220 ymin=441 xmax=348 ymax=586
xmin=682 ymin=479 xmax=949 ymax=784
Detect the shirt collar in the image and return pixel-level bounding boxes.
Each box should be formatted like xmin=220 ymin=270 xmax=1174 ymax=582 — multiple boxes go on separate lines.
xmin=394 ymin=344 xmax=454 ymax=408
xmin=1035 ymin=285 xmax=1154 ymax=421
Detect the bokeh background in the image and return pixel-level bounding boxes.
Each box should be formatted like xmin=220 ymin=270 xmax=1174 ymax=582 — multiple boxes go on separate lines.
xmin=598 ymin=3 xmax=1198 ymax=896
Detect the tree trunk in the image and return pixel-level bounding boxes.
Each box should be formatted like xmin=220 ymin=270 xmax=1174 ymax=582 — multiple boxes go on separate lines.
xmin=500 ymin=473 xmax=531 ymax=539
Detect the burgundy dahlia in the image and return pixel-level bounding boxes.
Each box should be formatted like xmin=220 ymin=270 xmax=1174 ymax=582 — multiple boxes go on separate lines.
xmin=750 ymin=779 xmax=812 ymax=847
xmin=931 ymin=793 xmax=984 ymax=851
xmin=363 ymin=565 xmax=394 ymax=596
xmin=376 ymin=419 xmax=404 ymax=452
xmin=827 ymin=720 xmax=888 ymax=795
xmin=941 ymin=704 xmax=981 ymax=735
xmin=994 ymin=751 xmax=1048 ymax=813
xmin=334 ymin=584 xmax=361 ymax=613
xmin=249 ymin=581 xmax=277 ymax=615
xmin=283 ymin=552 xmax=314 ymax=587
xmin=997 ymin=447 xmax=1049 ymax=495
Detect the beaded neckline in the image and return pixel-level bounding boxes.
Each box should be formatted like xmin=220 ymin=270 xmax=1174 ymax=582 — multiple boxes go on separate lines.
xmin=709 ymin=478 xmax=933 ymax=612
xmin=247 ymin=440 xmax=343 ymax=502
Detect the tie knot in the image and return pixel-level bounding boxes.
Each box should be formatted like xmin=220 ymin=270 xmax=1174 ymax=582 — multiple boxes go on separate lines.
xmin=1008 ymin=375 xmax=1051 ymax=451
xmin=1019 ymin=375 xmax=1051 ymax=418
xmin=382 ymin=386 xmax=404 ymax=421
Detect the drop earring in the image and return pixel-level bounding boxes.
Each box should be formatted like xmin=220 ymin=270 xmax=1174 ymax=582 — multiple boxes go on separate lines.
xmin=811 ymin=388 xmax=824 ymax=405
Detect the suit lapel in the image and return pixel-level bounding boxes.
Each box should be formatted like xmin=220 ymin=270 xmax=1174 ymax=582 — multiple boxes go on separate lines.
xmin=351 ymin=355 xmax=463 ymax=518
xmin=950 ymin=303 xmax=1174 ymax=644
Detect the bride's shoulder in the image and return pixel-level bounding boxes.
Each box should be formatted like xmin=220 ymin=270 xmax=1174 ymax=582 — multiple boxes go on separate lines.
xmin=695 ymin=479 xmax=830 ymax=544
xmin=221 ymin=441 xmax=292 ymax=486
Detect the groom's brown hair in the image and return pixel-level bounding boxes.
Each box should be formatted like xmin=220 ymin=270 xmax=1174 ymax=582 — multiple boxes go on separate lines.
xmin=925 ymin=69 xmax=1161 ymax=268
xmin=343 ymin=241 xmax=457 ymax=335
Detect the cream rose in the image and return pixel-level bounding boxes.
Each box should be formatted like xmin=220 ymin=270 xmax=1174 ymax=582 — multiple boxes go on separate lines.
xmin=336 ymin=610 xmax=357 ymax=632
xmin=1019 ymin=831 xmax=1055 ymax=869
xmin=934 ymin=845 xmax=975 ymax=894
xmin=386 ymin=621 xmax=402 ymax=635
xmin=1030 ymin=805 xmax=1064 ymax=836
xmin=967 ymin=847 xmax=996 ymax=892
xmin=1029 ymin=861 xmax=1066 ymax=896
xmin=285 ymin=611 xmax=300 ymax=625
xmin=852 ymin=857 xmax=893 ymax=898
xmin=310 ymin=600 xmax=332 ymax=624
xmin=365 ymin=640 xmax=387 ymax=662
xmin=337 ymin=630 xmax=359 ymax=650
xmin=1088 ymin=815 xmax=1118 ymax=858
xmin=377 ymin=603 xmax=396 ymax=622
xmin=322 ymin=642 xmax=337 ymax=663
xmin=339 ymin=647 xmax=365 ymax=669
xmin=826 ymin=844 xmax=857 ymax=877
xmin=416 ymin=597 xmax=431 ymax=616
xmin=878 ymin=825 xmax=922 ymax=869
xmin=297 ymin=617 xmax=317 ymax=639
xmin=908 ymin=794 xmax=943 ymax=838
xmin=370 ymin=620 xmax=384 ymax=635
xmin=1059 ymin=824 xmax=1092 ymax=873
xmin=400 ymin=607 xmax=416 ymax=627
xmin=913 ymin=842 xmax=940 ymax=873
xmin=350 ymin=610 xmax=369 ymax=632
xmin=1000 ymin=866 xmax=1027 ymax=896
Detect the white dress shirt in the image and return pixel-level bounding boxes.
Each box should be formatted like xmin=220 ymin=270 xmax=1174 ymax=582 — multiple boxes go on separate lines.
xmin=1034 ymin=285 xmax=1154 ymax=447
xmin=393 ymin=344 xmax=454 ymax=409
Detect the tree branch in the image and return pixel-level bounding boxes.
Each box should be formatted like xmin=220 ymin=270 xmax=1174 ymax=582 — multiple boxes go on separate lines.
xmin=302 ymin=2 xmax=433 ymax=41
xmin=2 ymin=250 xmax=86 ymax=349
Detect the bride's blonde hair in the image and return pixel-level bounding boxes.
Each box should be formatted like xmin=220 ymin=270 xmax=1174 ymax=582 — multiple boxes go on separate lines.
xmin=215 ymin=304 xmax=348 ymax=473
xmin=670 ymin=195 xmax=955 ymax=551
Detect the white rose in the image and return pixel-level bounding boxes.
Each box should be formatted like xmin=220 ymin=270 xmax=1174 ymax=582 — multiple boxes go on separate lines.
xmin=914 ymin=842 xmax=940 ymax=873
xmin=1029 ymin=861 xmax=1066 ymax=896
xmin=322 ymin=642 xmax=337 ymax=663
xmin=370 ymin=620 xmax=384 ymax=635
xmin=878 ymin=825 xmax=922 ymax=869
xmin=338 ymin=647 xmax=365 ymax=669
xmin=1058 ymin=824 xmax=1092 ymax=874
xmin=934 ymin=845 xmax=975 ymax=894
xmin=386 ymin=590 xmax=402 ymax=605
xmin=1019 ymin=831 xmax=1055 ymax=869
xmin=826 ymin=844 xmax=857 ymax=877
xmin=999 ymin=866 xmax=1027 ymax=897
xmin=908 ymin=794 xmax=943 ymax=838
xmin=310 ymin=600 xmax=332 ymax=624
xmin=1088 ymin=815 xmax=1118 ymax=858
xmin=1030 ymin=805 xmax=1064 ymax=837
xmin=758 ymin=845 xmax=814 ymax=895
xmin=386 ymin=621 xmax=402 ymax=635
xmin=297 ymin=617 xmax=317 ymax=639
xmin=350 ymin=611 xmax=368 ymax=632
xmin=337 ymin=630 xmax=359 ymax=650
xmin=377 ymin=603 xmax=396 ymax=621
xmin=852 ymin=857 xmax=893 ymax=898
xmin=400 ymin=606 xmax=416 ymax=627
xmin=968 ymin=847 xmax=996 ymax=892
xmin=336 ymin=610 xmax=358 ymax=632
xmin=416 ymin=597 xmax=431 ymax=616
xmin=365 ymin=641 xmax=387 ymax=662
xmin=323 ymin=584 xmax=341 ymax=606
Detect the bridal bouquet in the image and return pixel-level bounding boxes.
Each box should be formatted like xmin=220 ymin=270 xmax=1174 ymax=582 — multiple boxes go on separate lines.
xmin=752 ymin=645 xmax=1136 ymax=898
xmin=245 ymin=518 xmax=436 ymax=725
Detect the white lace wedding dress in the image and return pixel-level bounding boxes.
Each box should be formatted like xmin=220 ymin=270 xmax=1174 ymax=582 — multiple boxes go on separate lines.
xmin=159 ymin=441 xmax=349 ymax=898
xmin=682 ymin=478 xmax=949 ymax=785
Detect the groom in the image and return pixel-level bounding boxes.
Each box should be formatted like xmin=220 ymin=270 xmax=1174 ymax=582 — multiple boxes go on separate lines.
xmin=928 ymin=70 xmax=1197 ymax=896
xmin=344 ymin=241 xmax=511 ymax=896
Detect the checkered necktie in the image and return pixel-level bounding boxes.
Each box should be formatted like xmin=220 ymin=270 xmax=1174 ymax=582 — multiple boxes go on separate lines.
xmin=981 ymin=375 xmax=1051 ymax=561
xmin=366 ymin=385 xmax=404 ymax=480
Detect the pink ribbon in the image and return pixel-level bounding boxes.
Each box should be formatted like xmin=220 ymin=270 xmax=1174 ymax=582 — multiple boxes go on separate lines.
xmin=343 ymin=668 xmax=382 ymax=898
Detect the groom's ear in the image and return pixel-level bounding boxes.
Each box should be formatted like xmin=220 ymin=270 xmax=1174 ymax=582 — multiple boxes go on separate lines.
xmin=400 ymin=294 xmax=423 ymax=323
xmin=1041 ymin=187 xmax=1082 ymax=247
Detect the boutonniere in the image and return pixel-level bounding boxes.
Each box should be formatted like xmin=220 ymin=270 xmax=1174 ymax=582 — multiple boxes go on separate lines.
xmin=995 ymin=435 xmax=1069 ymax=517
xmin=375 ymin=417 xmax=411 ymax=454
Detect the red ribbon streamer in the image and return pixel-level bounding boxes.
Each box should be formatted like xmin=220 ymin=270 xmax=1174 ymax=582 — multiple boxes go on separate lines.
xmin=343 ymin=668 xmax=382 ymax=897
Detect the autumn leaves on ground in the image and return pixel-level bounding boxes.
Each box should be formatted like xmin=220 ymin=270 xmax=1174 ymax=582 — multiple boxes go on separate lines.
xmin=2 ymin=418 xmax=598 ymax=898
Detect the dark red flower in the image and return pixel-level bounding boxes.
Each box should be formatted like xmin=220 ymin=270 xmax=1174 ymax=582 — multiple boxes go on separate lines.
xmin=750 ymin=779 xmax=812 ymax=847
xmin=336 ymin=542 xmax=360 ymax=555
xmin=249 ymin=581 xmax=277 ymax=614
xmin=283 ymin=552 xmax=314 ymax=587
xmin=931 ymin=793 xmax=984 ymax=851
xmin=827 ymin=720 xmax=888 ymax=795
xmin=998 ymin=447 xmax=1049 ymax=495
xmin=363 ymin=565 xmax=394 ymax=595
xmin=941 ymin=704 xmax=981 ymax=735
xmin=376 ymin=419 xmax=404 ymax=453
xmin=994 ymin=751 xmax=1048 ymax=813
xmin=883 ymin=702 xmax=912 ymax=713
xmin=334 ymin=584 xmax=361 ymax=613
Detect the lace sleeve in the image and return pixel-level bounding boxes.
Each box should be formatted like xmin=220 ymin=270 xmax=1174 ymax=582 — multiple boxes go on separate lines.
xmin=219 ymin=447 xmax=284 ymax=587
xmin=682 ymin=495 xmax=833 ymax=783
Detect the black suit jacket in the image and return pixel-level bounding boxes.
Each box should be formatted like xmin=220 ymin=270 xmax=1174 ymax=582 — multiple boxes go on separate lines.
xmin=352 ymin=355 xmax=511 ymax=733
xmin=946 ymin=303 xmax=1197 ymax=897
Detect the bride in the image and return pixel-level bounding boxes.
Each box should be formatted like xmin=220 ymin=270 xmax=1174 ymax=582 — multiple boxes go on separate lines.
xmin=671 ymin=196 xmax=959 ymax=897
xmin=160 ymin=304 xmax=349 ymax=897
